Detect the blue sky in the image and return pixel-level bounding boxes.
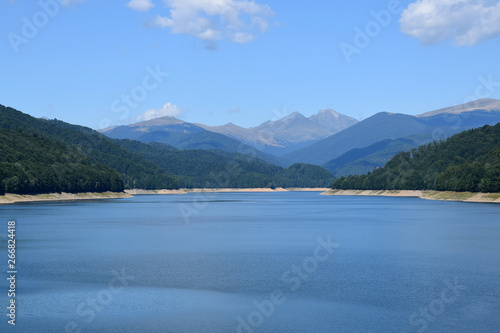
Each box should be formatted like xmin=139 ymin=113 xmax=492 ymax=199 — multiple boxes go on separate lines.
xmin=1 ymin=0 xmax=500 ymax=129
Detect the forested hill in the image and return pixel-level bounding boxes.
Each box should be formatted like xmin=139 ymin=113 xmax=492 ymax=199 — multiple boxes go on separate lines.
xmin=114 ymin=140 xmax=335 ymax=188
xmin=0 ymin=127 xmax=124 ymax=195
xmin=332 ymin=123 xmax=500 ymax=193
xmin=0 ymin=104 xmax=335 ymax=195
xmin=0 ymin=104 xmax=179 ymax=191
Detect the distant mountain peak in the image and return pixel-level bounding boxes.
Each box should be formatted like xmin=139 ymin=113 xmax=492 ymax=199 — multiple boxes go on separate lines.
xmin=283 ymin=111 xmax=306 ymax=120
xmin=309 ymin=108 xmax=359 ymax=133
xmin=221 ymin=122 xmax=245 ymax=130
xmin=252 ymin=111 xmax=307 ymax=130
xmin=417 ymin=98 xmax=500 ymax=117
xmin=133 ymin=116 xmax=185 ymax=127
xmin=371 ymin=112 xmax=399 ymax=118
xmin=316 ymin=109 xmax=341 ymax=118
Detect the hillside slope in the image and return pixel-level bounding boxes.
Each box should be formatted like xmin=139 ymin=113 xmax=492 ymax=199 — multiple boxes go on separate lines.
xmin=332 ymin=123 xmax=500 ymax=192
xmin=0 ymin=104 xmax=179 ymax=190
xmin=114 ymin=140 xmax=335 ymax=188
xmin=285 ymin=112 xmax=429 ymax=165
xmin=322 ymin=137 xmax=419 ymax=177
xmin=0 ymin=127 xmax=124 ymax=195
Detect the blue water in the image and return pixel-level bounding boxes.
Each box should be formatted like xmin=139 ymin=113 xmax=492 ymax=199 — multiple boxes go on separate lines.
xmin=1 ymin=192 xmax=500 ymax=332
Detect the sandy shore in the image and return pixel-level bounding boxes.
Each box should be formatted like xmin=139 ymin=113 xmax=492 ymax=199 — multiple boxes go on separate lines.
xmin=322 ymin=189 xmax=500 ymax=204
xmin=2 ymin=189 xmax=497 ymax=205
xmin=1 ymin=188 xmax=497 ymax=205
xmin=0 ymin=192 xmax=133 ymax=205
xmin=125 ymin=188 xmax=330 ymax=195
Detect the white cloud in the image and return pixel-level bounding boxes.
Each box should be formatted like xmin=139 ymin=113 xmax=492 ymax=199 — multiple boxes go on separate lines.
xmin=151 ymin=0 xmax=273 ymax=46
xmin=127 ymin=0 xmax=155 ymax=12
xmin=229 ymin=106 xmax=240 ymax=113
xmin=137 ymin=103 xmax=182 ymax=121
xmin=400 ymin=0 xmax=500 ymax=46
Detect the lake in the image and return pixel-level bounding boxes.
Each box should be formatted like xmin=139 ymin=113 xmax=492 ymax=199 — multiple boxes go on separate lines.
xmin=1 ymin=192 xmax=500 ymax=332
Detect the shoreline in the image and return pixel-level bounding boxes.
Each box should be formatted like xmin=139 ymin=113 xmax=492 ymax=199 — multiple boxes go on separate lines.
xmin=125 ymin=188 xmax=330 ymax=195
xmin=3 ymin=188 xmax=498 ymax=205
xmin=321 ymin=189 xmax=500 ymax=204
xmin=0 ymin=191 xmax=133 ymax=205
xmin=0 ymin=188 xmax=329 ymax=205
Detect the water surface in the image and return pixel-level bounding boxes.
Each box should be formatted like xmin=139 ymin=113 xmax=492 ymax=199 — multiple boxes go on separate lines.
xmin=1 ymin=192 xmax=499 ymax=332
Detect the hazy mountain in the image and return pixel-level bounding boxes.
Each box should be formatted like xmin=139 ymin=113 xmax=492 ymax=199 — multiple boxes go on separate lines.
xmin=323 ymin=138 xmax=418 ymax=177
xmin=286 ymin=99 xmax=500 ymax=167
xmin=198 ymin=109 xmax=358 ymax=156
xmin=252 ymin=112 xmax=334 ymax=153
xmin=100 ymin=116 xmax=287 ymax=166
xmin=194 ymin=122 xmax=280 ymax=149
xmin=285 ymin=112 xmax=428 ymax=165
xmin=309 ymin=109 xmax=359 ymax=132
xmin=417 ymin=98 xmax=500 ymax=117
xmin=100 ymin=116 xmax=205 ymax=141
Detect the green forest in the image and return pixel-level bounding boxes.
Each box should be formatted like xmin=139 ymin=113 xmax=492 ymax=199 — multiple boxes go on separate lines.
xmin=115 ymin=140 xmax=334 ymax=188
xmin=0 ymin=104 xmax=334 ymax=195
xmin=0 ymin=128 xmax=124 ymax=195
xmin=332 ymin=123 xmax=500 ymax=193
xmin=0 ymin=105 xmax=179 ymax=191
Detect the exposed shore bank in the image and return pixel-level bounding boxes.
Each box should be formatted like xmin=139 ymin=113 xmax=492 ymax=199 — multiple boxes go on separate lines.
xmin=321 ymin=189 xmax=500 ymax=204
xmin=125 ymin=188 xmax=330 ymax=195
xmin=0 ymin=188 xmax=331 ymax=205
xmin=0 ymin=191 xmax=133 ymax=205
xmin=4 ymin=188 xmax=496 ymax=205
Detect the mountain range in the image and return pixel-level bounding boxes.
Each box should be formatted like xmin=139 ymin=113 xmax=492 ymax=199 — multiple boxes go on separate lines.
xmin=0 ymin=104 xmax=335 ymax=195
xmin=2 ymin=98 xmax=500 ymax=194
xmin=197 ymin=109 xmax=358 ymax=156
xmin=101 ymin=108 xmax=358 ymax=159
xmin=288 ymin=99 xmax=500 ymax=175
xmin=101 ymin=98 xmax=500 ymax=177
xmin=100 ymin=115 xmax=286 ymax=166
